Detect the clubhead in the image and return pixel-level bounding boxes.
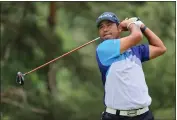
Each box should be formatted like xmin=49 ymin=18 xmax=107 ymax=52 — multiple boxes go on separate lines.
xmin=16 ymin=72 xmax=25 ymax=85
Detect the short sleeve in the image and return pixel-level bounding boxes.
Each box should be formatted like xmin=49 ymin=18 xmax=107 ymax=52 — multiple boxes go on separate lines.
xmin=132 ymin=44 xmax=150 ymax=62
xmin=96 ymin=39 xmax=120 ymax=66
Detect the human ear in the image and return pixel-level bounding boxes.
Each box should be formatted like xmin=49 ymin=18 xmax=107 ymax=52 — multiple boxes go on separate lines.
xmin=117 ymin=25 xmax=122 ymax=33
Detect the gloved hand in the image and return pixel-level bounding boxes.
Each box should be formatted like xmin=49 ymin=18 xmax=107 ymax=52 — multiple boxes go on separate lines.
xmin=128 ymin=17 xmax=144 ymax=28
xmin=119 ymin=17 xmax=144 ymax=31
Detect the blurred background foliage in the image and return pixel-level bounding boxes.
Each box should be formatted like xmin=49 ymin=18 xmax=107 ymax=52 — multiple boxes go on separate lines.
xmin=1 ymin=1 xmax=176 ymax=120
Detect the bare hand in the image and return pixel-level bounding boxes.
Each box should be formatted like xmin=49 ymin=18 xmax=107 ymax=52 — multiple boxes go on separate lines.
xmin=118 ymin=18 xmax=132 ymax=32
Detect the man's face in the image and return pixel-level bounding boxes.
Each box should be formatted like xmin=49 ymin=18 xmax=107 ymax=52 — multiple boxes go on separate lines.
xmin=98 ymin=20 xmax=120 ymax=40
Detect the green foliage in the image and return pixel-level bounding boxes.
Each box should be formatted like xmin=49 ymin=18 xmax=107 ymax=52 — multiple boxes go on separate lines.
xmin=1 ymin=1 xmax=175 ymax=120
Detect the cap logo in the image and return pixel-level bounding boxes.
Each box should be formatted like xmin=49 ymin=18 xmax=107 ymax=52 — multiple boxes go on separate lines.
xmin=98 ymin=13 xmax=113 ymax=19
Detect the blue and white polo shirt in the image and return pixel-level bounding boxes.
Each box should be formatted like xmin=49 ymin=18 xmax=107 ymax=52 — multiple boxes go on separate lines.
xmin=96 ymin=39 xmax=152 ymax=110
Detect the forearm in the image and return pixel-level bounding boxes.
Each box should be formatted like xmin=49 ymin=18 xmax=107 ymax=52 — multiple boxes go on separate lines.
xmin=141 ymin=25 xmax=166 ymax=49
xmin=120 ymin=23 xmax=143 ymax=53
xmin=129 ymin=23 xmax=143 ymax=42
xmin=141 ymin=25 xmax=167 ymax=59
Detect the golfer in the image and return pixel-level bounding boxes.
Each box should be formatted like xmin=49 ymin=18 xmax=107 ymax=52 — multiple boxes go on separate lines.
xmin=95 ymin=12 xmax=166 ymax=120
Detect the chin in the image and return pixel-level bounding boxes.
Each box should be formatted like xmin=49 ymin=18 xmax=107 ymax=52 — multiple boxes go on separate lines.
xmin=102 ymin=37 xmax=115 ymax=40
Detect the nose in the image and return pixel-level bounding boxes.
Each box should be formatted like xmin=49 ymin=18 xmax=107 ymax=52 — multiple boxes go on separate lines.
xmin=103 ymin=26 xmax=109 ymax=32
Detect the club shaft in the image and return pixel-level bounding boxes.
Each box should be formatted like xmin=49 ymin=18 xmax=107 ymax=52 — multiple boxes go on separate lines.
xmin=24 ymin=37 xmax=100 ymax=76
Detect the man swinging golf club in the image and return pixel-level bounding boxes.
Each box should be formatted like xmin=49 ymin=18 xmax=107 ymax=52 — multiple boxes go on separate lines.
xmin=15 ymin=10 xmax=166 ymax=120
xmin=95 ymin=12 xmax=166 ymax=120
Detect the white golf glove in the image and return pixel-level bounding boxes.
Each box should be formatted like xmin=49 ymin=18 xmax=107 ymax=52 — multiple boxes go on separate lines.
xmin=128 ymin=17 xmax=144 ymax=28
xmin=126 ymin=17 xmax=147 ymax=33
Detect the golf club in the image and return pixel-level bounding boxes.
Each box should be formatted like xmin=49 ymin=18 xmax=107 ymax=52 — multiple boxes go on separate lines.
xmin=16 ymin=37 xmax=100 ymax=85
xmin=16 ymin=17 xmax=141 ymax=85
